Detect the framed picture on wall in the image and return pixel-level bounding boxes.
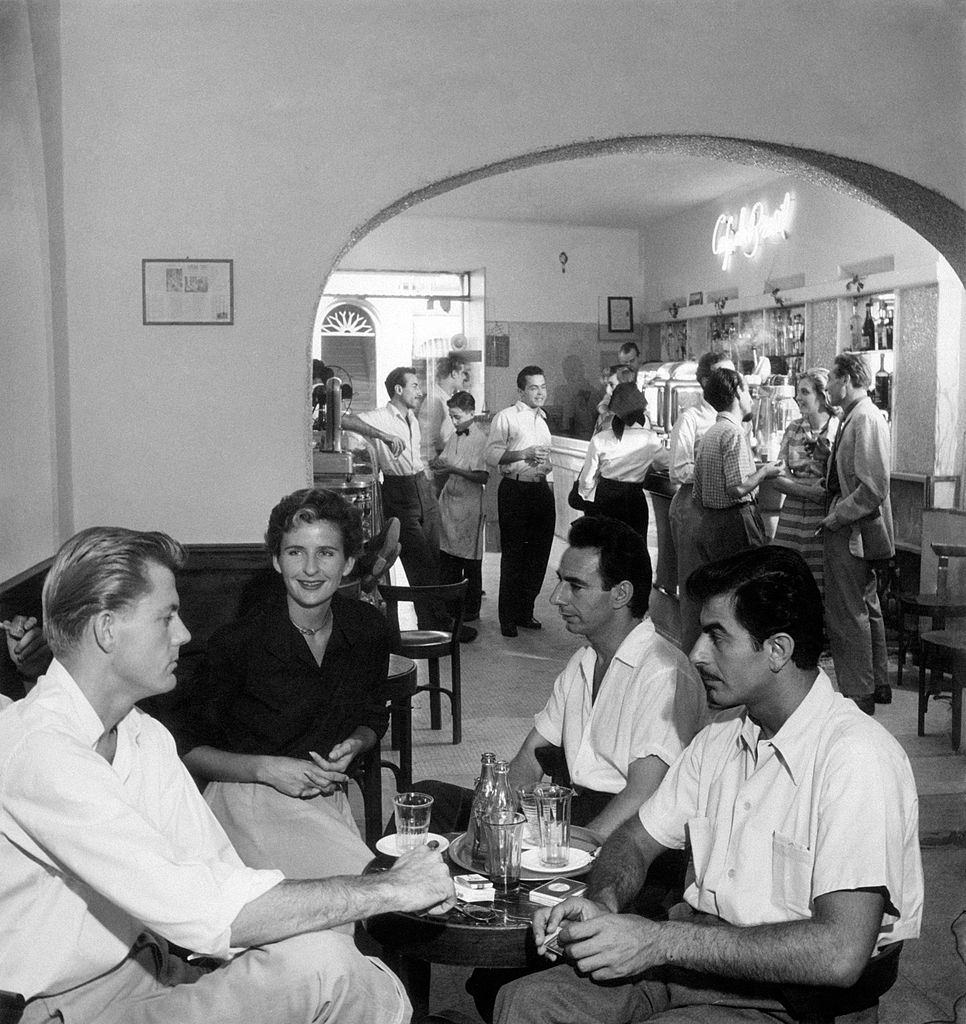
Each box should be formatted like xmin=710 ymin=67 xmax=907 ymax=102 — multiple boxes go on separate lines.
xmin=607 ymin=296 xmax=633 ymax=333
xmin=688 ymin=291 xmax=704 ymax=306
xmin=142 ymin=259 xmax=234 ymax=325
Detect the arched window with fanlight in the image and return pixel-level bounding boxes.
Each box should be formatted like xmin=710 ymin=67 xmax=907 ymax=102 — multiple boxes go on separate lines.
xmin=319 ymin=303 xmax=378 ymax=412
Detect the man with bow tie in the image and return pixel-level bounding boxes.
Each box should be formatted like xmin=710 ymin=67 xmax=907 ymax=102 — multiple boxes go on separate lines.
xmin=431 ymin=390 xmax=489 ymax=623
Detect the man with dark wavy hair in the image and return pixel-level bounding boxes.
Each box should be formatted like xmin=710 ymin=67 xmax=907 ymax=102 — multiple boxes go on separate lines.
xmin=496 ymin=545 xmax=922 ymax=1024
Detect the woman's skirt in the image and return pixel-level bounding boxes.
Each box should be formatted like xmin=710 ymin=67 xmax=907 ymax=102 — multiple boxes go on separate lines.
xmin=772 ymin=493 xmax=827 ymax=595
xmin=591 ymin=477 xmax=649 ymax=536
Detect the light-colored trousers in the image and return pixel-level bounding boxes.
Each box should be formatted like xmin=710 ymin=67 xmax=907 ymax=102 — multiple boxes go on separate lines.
xmin=823 ymin=527 xmax=888 ymax=697
xmin=22 ymin=931 xmax=409 ymax=1024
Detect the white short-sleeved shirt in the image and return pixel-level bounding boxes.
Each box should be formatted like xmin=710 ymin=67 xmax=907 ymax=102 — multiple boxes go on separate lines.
xmin=533 ymin=619 xmax=707 ymax=793
xmin=485 ymin=401 xmax=553 ymax=482
xmin=639 ymin=671 xmax=923 ymax=949
xmin=355 ymin=402 xmax=425 ymax=476
xmin=0 ymin=661 xmax=283 ymax=998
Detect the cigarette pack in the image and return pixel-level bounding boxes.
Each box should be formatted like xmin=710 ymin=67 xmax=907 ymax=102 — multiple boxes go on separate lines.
xmin=454 ymin=874 xmax=496 ymax=902
xmin=528 ymin=878 xmax=587 ymax=907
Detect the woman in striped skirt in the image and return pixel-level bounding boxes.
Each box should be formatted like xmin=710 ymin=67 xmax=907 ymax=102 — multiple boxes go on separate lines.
xmin=772 ymin=368 xmax=840 ymax=596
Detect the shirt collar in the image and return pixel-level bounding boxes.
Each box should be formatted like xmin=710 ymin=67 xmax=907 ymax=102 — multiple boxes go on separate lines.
xmin=38 ymin=658 xmax=142 ymax=747
xmin=577 ymin=618 xmax=651 ymax=687
xmin=716 ymin=409 xmax=743 ymax=426
xmin=513 ymin=400 xmax=547 ymax=420
xmin=385 ymin=401 xmax=415 ymax=423
xmin=737 ymin=670 xmax=834 ymax=784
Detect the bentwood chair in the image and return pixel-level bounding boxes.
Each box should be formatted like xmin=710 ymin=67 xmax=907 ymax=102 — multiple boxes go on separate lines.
xmin=378 ymin=580 xmax=468 ymax=745
xmin=897 ymin=543 xmax=966 ymax=689
xmin=780 ymin=941 xmax=902 ymax=1023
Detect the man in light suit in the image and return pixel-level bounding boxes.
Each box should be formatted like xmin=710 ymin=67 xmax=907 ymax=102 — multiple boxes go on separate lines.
xmin=821 ymin=353 xmax=894 ymax=714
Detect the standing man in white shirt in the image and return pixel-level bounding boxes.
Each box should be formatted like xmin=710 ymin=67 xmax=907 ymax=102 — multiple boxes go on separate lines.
xmin=346 ymin=366 xmax=474 ymax=638
xmin=486 ymin=366 xmax=555 ymax=638
xmin=418 ymin=352 xmax=468 ymax=486
xmin=668 ymin=351 xmax=734 ymax=654
xmin=0 ymin=527 xmax=453 ymax=1024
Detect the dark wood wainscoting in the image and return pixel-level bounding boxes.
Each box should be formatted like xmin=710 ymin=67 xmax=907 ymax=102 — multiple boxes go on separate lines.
xmin=0 ymin=543 xmax=279 ymax=700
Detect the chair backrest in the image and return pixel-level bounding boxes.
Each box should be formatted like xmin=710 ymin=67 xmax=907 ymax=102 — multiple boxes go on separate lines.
xmin=931 ymin=543 xmax=966 ymax=599
xmin=378 ymin=580 xmax=468 ymax=642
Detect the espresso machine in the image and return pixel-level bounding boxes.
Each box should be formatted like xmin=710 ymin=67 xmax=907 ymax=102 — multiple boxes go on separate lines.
xmin=312 ymin=376 xmax=382 ymax=540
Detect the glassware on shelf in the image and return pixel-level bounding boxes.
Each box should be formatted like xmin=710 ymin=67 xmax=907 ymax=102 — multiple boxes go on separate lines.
xmin=874 ymin=353 xmax=892 ymax=413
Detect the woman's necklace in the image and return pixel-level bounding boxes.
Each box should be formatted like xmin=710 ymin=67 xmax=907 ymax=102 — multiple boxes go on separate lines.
xmin=289 ymin=607 xmax=332 ymax=637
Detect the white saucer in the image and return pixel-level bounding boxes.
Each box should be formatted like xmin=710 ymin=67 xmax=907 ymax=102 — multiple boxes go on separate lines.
xmin=375 ymin=833 xmax=450 ymax=857
xmin=520 ymin=847 xmax=593 ymax=874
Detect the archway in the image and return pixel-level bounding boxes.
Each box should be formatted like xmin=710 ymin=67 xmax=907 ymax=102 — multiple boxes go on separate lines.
xmin=327 ymin=134 xmax=965 ymax=288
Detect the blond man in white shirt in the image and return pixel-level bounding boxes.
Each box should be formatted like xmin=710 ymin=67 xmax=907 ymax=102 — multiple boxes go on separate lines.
xmin=497 ymin=544 xmax=922 ymax=1024
xmin=0 ymin=527 xmax=453 ymax=1024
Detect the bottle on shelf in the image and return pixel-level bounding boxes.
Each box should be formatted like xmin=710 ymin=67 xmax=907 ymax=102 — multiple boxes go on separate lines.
xmin=874 ymin=353 xmax=892 ymax=413
xmin=466 ymin=752 xmax=497 ymax=868
xmin=862 ymin=300 xmax=876 ymax=351
xmin=849 ymin=298 xmax=862 ymax=350
xmin=885 ymin=308 xmax=894 ymax=349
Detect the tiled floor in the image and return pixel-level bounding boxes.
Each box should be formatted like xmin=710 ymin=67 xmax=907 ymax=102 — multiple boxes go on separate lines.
xmin=354 ymin=538 xmax=966 ymax=1023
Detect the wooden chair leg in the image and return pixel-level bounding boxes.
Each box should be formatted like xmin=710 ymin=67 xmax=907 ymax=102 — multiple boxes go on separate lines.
xmin=451 ymin=651 xmax=462 ymax=746
xmin=918 ymin=641 xmax=930 ymax=736
xmin=397 ymin=696 xmax=413 ymax=791
xmin=896 ymin=609 xmax=906 ymax=688
xmin=952 ymin=653 xmax=964 ymax=752
xmin=428 ymin=658 xmax=442 ymax=730
xmin=362 ymin=746 xmax=383 ymax=848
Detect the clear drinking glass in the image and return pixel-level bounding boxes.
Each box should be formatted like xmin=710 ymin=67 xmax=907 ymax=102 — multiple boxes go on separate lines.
xmin=516 ymin=783 xmax=541 ymax=844
xmin=534 ymin=784 xmax=574 ymax=867
xmin=482 ymin=812 xmax=526 ymax=894
xmin=393 ymin=791 xmax=434 ymax=852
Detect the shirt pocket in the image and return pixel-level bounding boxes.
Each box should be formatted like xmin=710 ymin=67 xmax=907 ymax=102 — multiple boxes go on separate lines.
xmin=771 ymin=831 xmax=813 ymax=918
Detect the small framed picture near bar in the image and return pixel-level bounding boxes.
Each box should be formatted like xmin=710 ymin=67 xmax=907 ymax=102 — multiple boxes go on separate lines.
xmin=142 ymin=259 xmax=234 ymax=325
xmin=688 ymin=291 xmax=704 ymax=306
xmin=607 ymin=296 xmax=633 ymax=333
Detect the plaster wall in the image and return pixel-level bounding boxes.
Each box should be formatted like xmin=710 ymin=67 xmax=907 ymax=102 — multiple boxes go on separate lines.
xmin=2 ymin=0 xmax=963 ymax=575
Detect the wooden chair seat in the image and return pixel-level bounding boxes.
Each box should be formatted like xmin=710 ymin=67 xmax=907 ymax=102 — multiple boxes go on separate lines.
xmin=379 ymin=580 xmax=468 ymax=745
xmin=919 ymin=627 xmax=966 ymax=749
xmin=896 ymin=542 xmax=966 ymax=689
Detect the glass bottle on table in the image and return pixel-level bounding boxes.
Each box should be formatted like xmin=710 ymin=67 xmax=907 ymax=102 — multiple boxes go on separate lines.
xmin=467 ymin=752 xmax=497 ymax=868
xmin=487 ymin=760 xmax=517 ymax=825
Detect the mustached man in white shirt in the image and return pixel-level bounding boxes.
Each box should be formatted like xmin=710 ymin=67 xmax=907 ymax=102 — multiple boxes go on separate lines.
xmin=0 ymin=527 xmax=453 ymax=1024
xmin=496 ymin=544 xmax=922 ymax=1024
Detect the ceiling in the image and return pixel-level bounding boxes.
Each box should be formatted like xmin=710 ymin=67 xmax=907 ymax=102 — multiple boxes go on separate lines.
xmin=407 ymin=152 xmax=785 ymax=230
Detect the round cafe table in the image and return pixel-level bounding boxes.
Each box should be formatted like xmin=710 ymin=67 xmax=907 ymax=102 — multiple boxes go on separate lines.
xmin=363 ymin=829 xmax=599 ymax=1019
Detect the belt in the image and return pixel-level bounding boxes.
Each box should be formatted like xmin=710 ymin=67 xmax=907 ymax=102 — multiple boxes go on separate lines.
xmin=504 ymin=474 xmax=549 ymax=484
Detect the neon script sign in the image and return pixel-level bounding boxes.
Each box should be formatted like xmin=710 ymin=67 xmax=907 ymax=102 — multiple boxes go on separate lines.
xmin=711 ymin=192 xmax=794 ymax=271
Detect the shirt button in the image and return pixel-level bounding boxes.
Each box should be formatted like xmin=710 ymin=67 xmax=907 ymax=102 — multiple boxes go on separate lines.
xmin=743 ymin=801 xmax=751 ymax=811
xmin=727 ymin=868 xmax=736 ymax=878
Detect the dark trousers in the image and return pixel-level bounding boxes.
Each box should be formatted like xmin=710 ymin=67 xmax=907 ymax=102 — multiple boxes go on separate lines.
xmin=380 ymin=473 xmax=444 ymax=628
xmin=440 ymin=551 xmax=483 ymax=620
xmin=695 ymin=502 xmax=766 ymax=566
xmin=590 ymin=478 xmax=649 ymax=537
xmin=497 ymin=477 xmax=555 ymax=628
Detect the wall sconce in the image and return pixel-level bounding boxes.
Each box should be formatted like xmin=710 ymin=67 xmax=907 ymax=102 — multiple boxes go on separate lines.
xmin=845 ymin=274 xmax=865 ymax=294
xmin=713 ymin=298 xmax=728 ymax=315
xmin=559 ymin=252 xmax=568 ymax=274
xmin=668 ymin=302 xmax=679 ymax=320
xmin=771 ymin=287 xmax=785 ymax=308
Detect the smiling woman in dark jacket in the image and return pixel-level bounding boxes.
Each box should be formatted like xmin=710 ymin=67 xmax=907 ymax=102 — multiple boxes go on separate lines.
xmin=172 ymin=490 xmax=390 ymax=926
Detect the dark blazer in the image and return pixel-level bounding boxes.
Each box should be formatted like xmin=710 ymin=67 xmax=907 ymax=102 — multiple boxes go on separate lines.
xmin=171 ymin=590 xmax=390 ymax=760
xmin=825 ymin=395 xmax=894 ymax=560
